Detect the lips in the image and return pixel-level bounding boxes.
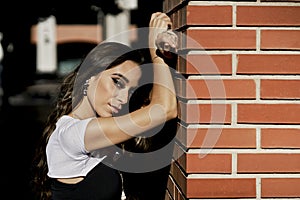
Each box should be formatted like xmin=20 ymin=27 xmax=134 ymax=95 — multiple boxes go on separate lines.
xmin=109 ymin=104 xmax=121 ymax=114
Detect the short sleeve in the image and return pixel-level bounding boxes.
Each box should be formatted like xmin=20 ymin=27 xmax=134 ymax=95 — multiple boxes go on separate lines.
xmin=57 ymin=117 xmax=93 ymax=159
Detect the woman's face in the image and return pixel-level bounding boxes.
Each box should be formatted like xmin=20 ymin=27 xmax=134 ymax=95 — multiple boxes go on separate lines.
xmin=89 ymin=60 xmax=142 ymax=117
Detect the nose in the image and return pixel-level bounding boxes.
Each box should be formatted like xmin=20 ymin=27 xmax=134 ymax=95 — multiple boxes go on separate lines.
xmin=116 ymin=89 xmax=129 ymax=104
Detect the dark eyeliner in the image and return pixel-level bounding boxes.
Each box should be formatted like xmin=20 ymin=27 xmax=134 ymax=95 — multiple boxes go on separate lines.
xmin=112 ymin=77 xmax=125 ymax=89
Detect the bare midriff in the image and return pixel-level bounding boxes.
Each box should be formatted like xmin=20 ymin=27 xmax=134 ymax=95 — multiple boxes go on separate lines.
xmin=57 ymin=177 xmax=84 ymax=184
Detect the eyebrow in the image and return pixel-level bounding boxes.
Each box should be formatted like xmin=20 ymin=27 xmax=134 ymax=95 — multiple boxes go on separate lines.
xmin=112 ymin=73 xmax=129 ymax=83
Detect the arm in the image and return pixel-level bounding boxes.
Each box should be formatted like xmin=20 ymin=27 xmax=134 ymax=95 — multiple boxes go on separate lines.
xmin=85 ymin=12 xmax=177 ymax=151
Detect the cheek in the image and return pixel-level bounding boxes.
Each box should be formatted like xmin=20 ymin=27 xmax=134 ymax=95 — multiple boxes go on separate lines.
xmin=95 ymin=78 xmax=115 ymax=100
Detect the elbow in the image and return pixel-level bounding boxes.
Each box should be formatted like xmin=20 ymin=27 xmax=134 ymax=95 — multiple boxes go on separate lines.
xmin=149 ymin=95 xmax=178 ymax=121
xmin=167 ymin=108 xmax=177 ymax=120
xmin=166 ymin=99 xmax=178 ymax=120
xmin=149 ymin=100 xmax=177 ymax=122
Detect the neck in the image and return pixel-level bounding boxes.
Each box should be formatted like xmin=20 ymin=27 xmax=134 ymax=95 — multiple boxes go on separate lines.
xmin=72 ymin=96 xmax=97 ymax=119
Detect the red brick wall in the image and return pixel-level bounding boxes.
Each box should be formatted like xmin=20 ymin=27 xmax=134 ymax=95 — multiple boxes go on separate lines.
xmin=163 ymin=0 xmax=300 ymax=199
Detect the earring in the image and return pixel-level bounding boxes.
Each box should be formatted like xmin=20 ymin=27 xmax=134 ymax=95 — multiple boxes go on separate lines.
xmin=83 ymin=80 xmax=89 ymax=96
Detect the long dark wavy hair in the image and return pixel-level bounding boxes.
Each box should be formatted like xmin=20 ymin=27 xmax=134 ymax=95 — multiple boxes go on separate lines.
xmin=30 ymin=42 xmax=147 ymax=200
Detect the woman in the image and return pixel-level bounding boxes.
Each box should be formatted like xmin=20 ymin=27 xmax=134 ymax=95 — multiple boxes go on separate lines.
xmin=31 ymin=12 xmax=177 ymax=200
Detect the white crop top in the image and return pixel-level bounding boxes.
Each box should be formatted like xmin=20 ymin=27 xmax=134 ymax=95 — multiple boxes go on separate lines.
xmin=46 ymin=115 xmax=106 ymax=178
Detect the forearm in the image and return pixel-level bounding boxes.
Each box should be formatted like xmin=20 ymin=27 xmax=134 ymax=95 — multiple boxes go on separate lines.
xmin=148 ymin=48 xmax=177 ymax=120
xmin=86 ymin=105 xmax=171 ymax=150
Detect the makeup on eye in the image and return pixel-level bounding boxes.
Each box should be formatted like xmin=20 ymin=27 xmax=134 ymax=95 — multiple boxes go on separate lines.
xmin=112 ymin=77 xmax=126 ymax=89
xmin=112 ymin=73 xmax=129 ymax=83
xmin=112 ymin=73 xmax=130 ymax=89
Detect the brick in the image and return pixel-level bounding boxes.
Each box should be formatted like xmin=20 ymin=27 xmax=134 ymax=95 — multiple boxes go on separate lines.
xmin=238 ymin=104 xmax=300 ymax=124
xmin=165 ymin=191 xmax=173 ymax=200
xmin=174 ymin=144 xmax=232 ymax=173
xmin=238 ymin=153 xmax=300 ymax=173
xmin=178 ymin=101 xmax=231 ymax=124
xmin=186 ymin=153 xmax=231 ymax=173
xmin=176 ymin=124 xmax=256 ymax=149
xmin=261 ymin=30 xmax=300 ymax=50
xmin=175 ymin=187 xmax=186 ymax=200
xmin=237 ymin=54 xmax=300 ymax=75
xmin=261 ymin=79 xmax=300 ymax=99
xmin=167 ymin=176 xmax=175 ymax=200
xmin=261 ymin=128 xmax=300 ymax=148
xmin=176 ymin=79 xmax=256 ymax=99
xmin=163 ymin=0 xmax=182 ymax=13
xmin=170 ymin=162 xmax=187 ymax=195
xmin=170 ymin=161 xmax=256 ymax=198
xmin=168 ymin=174 xmax=184 ymax=200
xmin=177 ymin=54 xmax=232 ymax=75
xmin=237 ymin=6 xmax=300 ymax=26
xmin=181 ymin=5 xmax=232 ymax=27
xmin=182 ymin=29 xmax=256 ymax=50
xmin=187 ymin=178 xmax=256 ymax=198
xmin=261 ymin=178 xmax=300 ymax=197
xmin=171 ymin=11 xmax=180 ymax=30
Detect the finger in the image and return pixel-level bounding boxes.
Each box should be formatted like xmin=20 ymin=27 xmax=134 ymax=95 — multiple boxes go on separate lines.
xmin=150 ymin=12 xmax=162 ymax=21
xmin=150 ymin=13 xmax=172 ymax=29
xmin=166 ymin=31 xmax=178 ymax=48
xmin=156 ymin=32 xmax=178 ymax=48
xmin=163 ymin=43 xmax=171 ymax=51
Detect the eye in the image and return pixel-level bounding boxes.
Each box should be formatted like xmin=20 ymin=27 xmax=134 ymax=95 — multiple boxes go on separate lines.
xmin=112 ymin=78 xmax=126 ymax=89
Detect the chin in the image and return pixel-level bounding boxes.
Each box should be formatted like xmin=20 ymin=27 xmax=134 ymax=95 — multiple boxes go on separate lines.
xmin=97 ymin=110 xmax=111 ymax=118
xmin=101 ymin=113 xmax=113 ymax=118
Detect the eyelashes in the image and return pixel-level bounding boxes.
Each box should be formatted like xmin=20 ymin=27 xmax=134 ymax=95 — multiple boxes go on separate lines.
xmin=112 ymin=77 xmax=126 ymax=89
xmin=112 ymin=77 xmax=136 ymax=98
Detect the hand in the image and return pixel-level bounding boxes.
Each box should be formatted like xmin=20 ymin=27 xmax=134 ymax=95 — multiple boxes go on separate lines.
xmin=148 ymin=12 xmax=172 ymax=50
xmin=155 ymin=30 xmax=178 ymax=59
